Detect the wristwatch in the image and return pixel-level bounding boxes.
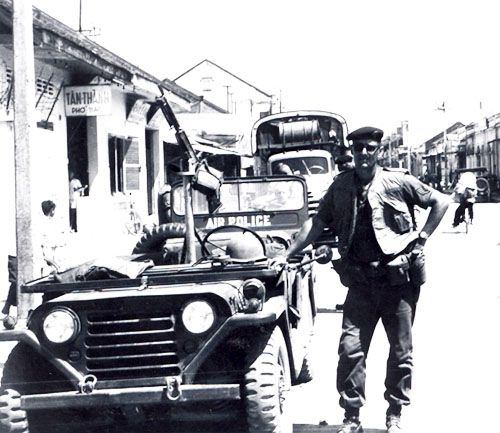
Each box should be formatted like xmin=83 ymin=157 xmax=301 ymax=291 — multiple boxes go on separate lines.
xmin=417 ymin=231 xmax=429 ymax=245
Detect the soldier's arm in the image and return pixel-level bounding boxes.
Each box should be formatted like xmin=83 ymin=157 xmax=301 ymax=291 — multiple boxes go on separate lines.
xmin=285 ymin=216 xmax=327 ymax=259
xmin=419 ymin=190 xmax=449 ymax=238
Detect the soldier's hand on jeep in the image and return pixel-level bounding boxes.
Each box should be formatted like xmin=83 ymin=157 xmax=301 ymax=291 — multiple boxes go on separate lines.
xmin=269 ymin=254 xmax=289 ymax=269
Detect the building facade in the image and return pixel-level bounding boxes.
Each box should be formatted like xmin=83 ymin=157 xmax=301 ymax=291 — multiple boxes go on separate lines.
xmin=0 ymin=0 xmax=212 ymax=282
xmin=173 ymin=59 xmax=275 ymax=121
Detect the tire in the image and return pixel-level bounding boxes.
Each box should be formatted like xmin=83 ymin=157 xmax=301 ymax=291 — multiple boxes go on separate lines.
xmin=132 ymin=223 xmax=186 ymax=254
xmin=243 ymin=326 xmax=292 ymax=433
xmin=0 ymin=389 xmax=28 ymax=433
xmin=0 ymin=344 xmax=72 ymax=433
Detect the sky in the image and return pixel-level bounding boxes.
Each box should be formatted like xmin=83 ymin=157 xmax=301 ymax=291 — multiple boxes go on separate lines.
xmin=31 ymin=0 xmax=500 ymax=145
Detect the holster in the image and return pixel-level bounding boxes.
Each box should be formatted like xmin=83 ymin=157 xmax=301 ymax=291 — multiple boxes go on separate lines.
xmin=385 ymin=254 xmax=411 ymax=286
xmin=332 ymin=251 xmax=426 ymax=288
xmin=386 ymin=251 xmax=427 ymax=287
xmin=332 ymin=258 xmax=386 ymax=287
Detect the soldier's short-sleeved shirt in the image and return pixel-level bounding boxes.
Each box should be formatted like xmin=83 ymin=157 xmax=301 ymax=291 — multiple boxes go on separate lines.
xmin=315 ymin=167 xmax=438 ymax=258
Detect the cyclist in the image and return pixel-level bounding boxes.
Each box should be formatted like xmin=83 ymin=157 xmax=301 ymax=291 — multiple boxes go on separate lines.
xmin=452 ymin=171 xmax=477 ymax=227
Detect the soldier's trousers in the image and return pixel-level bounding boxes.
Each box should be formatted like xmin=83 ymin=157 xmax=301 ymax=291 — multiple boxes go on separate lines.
xmin=337 ymin=281 xmax=420 ymax=411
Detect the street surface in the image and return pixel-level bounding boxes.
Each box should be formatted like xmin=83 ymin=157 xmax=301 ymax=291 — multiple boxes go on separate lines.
xmin=289 ymin=201 xmax=500 ymax=433
xmin=1 ymin=201 xmax=499 ymax=433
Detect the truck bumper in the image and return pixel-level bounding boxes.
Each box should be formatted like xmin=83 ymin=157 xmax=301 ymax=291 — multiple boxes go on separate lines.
xmin=22 ymin=383 xmax=241 ymax=410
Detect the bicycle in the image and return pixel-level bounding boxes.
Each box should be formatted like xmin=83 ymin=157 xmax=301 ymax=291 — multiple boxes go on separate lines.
xmin=125 ymin=200 xmax=143 ymax=235
xmin=456 ymin=213 xmax=472 ymax=234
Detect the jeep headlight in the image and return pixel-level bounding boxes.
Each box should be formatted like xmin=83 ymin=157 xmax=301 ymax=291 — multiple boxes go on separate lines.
xmin=43 ymin=308 xmax=80 ymax=344
xmin=181 ymin=300 xmax=215 ymax=334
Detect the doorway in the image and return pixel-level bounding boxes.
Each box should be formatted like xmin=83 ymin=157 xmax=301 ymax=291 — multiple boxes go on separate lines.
xmin=146 ymin=130 xmax=155 ymax=215
xmin=66 ymin=117 xmax=89 ymax=191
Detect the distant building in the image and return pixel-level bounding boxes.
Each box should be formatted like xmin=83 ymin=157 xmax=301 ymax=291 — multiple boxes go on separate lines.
xmin=423 ymin=122 xmax=466 ymax=188
xmin=173 ymin=59 xmax=275 ymax=121
xmin=462 ymin=114 xmax=500 ymax=181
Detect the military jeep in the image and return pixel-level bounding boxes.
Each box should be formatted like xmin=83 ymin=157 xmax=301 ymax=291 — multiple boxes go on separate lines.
xmin=0 ymin=175 xmax=328 ymax=433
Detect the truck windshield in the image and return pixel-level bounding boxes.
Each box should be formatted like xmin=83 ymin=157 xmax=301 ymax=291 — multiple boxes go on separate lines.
xmin=271 ymin=156 xmax=328 ymax=175
xmin=172 ymin=179 xmax=306 ymax=215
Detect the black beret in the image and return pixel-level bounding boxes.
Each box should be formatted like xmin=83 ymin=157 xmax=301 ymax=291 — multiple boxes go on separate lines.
xmin=346 ymin=126 xmax=384 ymax=142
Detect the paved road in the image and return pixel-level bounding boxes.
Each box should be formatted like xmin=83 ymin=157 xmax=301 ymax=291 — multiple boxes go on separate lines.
xmin=289 ymin=201 xmax=500 ymax=433
xmin=1 ymin=202 xmax=499 ymax=433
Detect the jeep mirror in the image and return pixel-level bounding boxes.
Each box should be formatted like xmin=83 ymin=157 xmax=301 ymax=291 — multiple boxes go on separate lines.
xmin=315 ymin=245 xmax=333 ymax=264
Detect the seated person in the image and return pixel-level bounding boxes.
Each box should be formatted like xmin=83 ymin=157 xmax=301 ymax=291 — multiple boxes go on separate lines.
xmin=274 ymin=162 xmax=293 ymax=175
xmin=252 ymin=182 xmax=302 ymax=210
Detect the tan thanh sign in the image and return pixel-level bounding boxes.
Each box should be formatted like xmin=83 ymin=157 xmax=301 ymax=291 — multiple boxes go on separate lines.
xmin=64 ymin=85 xmax=112 ymax=116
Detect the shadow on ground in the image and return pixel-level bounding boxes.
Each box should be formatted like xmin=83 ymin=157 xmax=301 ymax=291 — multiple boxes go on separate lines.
xmin=295 ymin=424 xmax=384 ymax=432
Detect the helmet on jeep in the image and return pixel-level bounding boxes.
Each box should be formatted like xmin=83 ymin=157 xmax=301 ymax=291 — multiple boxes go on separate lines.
xmin=226 ymin=232 xmax=265 ymax=261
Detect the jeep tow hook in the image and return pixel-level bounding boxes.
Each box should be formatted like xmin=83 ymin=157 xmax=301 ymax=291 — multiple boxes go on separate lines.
xmin=166 ymin=377 xmax=181 ymax=401
xmin=78 ymin=375 xmax=97 ymax=394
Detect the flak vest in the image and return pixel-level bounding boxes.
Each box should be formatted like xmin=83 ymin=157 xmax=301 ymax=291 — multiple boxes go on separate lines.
xmin=318 ymin=167 xmax=419 ymax=259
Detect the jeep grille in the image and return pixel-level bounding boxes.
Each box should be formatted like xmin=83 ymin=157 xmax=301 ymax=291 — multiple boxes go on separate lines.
xmin=84 ymin=310 xmax=180 ymax=380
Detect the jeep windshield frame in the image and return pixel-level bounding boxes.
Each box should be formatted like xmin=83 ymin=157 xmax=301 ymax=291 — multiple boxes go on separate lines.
xmin=172 ymin=176 xmax=307 ymax=215
xmin=170 ymin=176 xmax=310 ymax=233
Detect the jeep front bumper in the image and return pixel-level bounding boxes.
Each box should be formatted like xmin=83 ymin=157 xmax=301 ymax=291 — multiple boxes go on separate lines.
xmin=21 ymin=383 xmax=240 ymax=410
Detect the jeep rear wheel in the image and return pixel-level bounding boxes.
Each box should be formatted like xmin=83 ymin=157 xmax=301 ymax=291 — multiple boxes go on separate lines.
xmin=0 ymin=389 xmax=28 ymax=433
xmin=243 ymin=326 xmax=292 ymax=433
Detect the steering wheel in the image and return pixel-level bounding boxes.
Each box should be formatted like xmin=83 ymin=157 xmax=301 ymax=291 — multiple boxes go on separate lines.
xmin=308 ymin=165 xmax=326 ymax=174
xmin=201 ymin=225 xmax=267 ymax=258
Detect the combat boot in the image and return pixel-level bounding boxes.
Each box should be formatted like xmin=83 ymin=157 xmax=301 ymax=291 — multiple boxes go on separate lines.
xmin=386 ymin=414 xmax=403 ymax=433
xmin=337 ymin=416 xmax=363 ymax=433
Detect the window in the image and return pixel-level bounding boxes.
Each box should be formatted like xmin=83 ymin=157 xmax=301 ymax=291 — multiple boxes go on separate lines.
xmin=109 ymin=136 xmax=140 ymax=193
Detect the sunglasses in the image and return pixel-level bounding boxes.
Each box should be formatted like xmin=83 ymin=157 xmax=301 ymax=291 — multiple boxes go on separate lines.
xmin=351 ymin=142 xmax=380 ymax=153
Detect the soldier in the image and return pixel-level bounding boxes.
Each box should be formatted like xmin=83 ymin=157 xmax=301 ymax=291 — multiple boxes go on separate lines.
xmin=273 ymin=126 xmax=449 ymax=433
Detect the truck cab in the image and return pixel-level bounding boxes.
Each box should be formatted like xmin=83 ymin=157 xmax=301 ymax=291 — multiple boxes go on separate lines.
xmin=268 ymin=149 xmax=336 ymax=213
xmin=251 ymin=111 xmax=349 ymax=215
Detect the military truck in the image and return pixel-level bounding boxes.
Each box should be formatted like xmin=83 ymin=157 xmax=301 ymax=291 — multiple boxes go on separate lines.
xmin=0 ymin=174 xmax=331 ymax=433
xmin=250 ymin=111 xmax=349 ymax=215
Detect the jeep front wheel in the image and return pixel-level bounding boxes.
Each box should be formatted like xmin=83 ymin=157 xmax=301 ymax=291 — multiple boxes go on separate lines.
xmin=243 ymin=326 xmax=292 ymax=433
xmin=0 ymin=389 xmax=28 ymax=433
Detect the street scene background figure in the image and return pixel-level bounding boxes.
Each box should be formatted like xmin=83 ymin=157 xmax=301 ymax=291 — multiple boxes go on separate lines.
xmin=335 ymin=154 xmax=354 ymax=173
xmin=69 ymin=169 xmax=87 ymax=233
xmin=1 ymin=255 xmax=17 ymax=319
xmin=272 ymin=126 xmax=449 ymax=433
xmin=452 ymin=171 xmax=477 ymax=227
xmin=274 ymin=162 xmax=293 ymax=175
xmin=41 ymin=200 xmax=67 ymax=275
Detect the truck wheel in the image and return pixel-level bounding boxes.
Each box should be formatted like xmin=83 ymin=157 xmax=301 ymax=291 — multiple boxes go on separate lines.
xmin=0 ymin=389 xmax=28 ymax=433
xmin=132 ymin=222 xmax=186 ymax=254
xmin=244 ymin=326 xmax=292 ymax=433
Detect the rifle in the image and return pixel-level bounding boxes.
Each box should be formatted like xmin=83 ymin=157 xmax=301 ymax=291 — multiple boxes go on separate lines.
xmin=156 ymin=87 xmax=199 ymax=171
xmin=155 ymin=87 xmax=222 ymax=262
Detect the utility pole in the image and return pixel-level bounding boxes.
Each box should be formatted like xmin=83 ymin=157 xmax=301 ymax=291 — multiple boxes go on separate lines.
xmin=402 ymin=120 xmax=410 ymax=174
xmin=437 ymin=102 xmax=447 ymax=188
xmin=79 ymin=0 xmax=83 ymax=32
xmin=223 ymin=85 xmax=231 ymax=113
xmin=13 ymin=0 xmax=36 ymax=322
